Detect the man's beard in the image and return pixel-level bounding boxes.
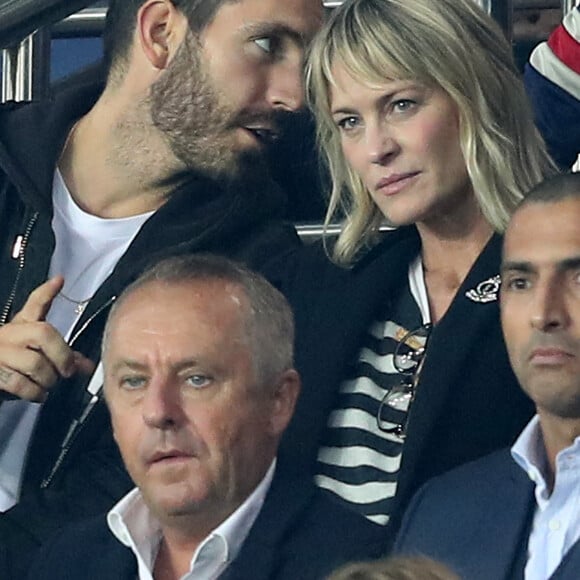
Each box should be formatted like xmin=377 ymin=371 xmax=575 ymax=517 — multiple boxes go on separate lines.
xmin=150 ymin=33 xmax=265 ymax=180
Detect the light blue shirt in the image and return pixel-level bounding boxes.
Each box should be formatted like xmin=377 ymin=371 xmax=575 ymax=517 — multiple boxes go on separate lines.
xmin=511 ymin=416 xmax=580 ymax=580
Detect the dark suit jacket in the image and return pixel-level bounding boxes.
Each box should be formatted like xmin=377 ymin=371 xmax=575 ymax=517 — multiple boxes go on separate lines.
xmin=395 ymin=448 xmax=580 ymax=580
xmin=26 ymin=466 xmax=386 ymax=580
xmin=280 ymin=228 xmax=534 ymax=544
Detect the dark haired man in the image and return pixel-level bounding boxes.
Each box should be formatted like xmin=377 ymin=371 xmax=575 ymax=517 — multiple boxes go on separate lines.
xmin=394 ymin=172 xmax=580 ymax=580
xmin=0 ymin=0 xmax=322 ymax=576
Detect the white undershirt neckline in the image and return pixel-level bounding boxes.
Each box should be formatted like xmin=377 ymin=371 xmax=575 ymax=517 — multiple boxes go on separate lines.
xmin=408 ymin=254 xmax=431 ymax=325
xmin=49 ymin=168 xmax=154 ymax=340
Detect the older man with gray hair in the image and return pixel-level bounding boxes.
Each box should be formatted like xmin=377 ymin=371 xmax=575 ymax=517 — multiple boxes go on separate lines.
xmin=27 ymin=254 xmax=384 ymax=580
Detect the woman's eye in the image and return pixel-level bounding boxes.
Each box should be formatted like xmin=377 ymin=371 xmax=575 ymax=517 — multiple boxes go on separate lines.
xmin=392 ymin=99 xmax=416 ymax=113
xmin=336 ymin=116 xmax=360 ymax=131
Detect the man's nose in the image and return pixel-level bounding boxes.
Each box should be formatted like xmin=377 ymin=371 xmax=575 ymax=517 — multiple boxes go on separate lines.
xmin=142 ymin=378 xmax=184 ymax=430
xmin=267 ymin=60 xmax=304 ymax=112
xmin=530 ymin=278 xmax=570 ymax=332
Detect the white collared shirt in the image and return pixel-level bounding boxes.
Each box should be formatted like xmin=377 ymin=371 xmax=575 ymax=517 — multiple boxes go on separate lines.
xmin=107 ymin=460 xmax=276 ymax=580
xmin=511 ymin=416 xmax=580 ymax=580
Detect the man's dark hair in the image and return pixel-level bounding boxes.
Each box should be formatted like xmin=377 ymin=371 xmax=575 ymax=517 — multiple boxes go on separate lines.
xmin=103 ymin=0 xmax=237 ymax=79
xmin=519 ymin=172 xmax=580 ymax=208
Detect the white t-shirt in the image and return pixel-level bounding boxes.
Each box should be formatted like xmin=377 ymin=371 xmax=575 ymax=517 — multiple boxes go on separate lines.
xmin=0 ymin=170 xmax=153 ymax=510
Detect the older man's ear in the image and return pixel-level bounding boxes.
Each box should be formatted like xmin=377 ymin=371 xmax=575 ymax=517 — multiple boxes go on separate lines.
xmin=267 ymin=369 xmax=301 ymax=438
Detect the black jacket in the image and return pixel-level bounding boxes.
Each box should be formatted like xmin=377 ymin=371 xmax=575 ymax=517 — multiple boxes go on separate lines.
xmin=26 ymin=464 xmax=386 ymax=580
xmin=0 ymin=78 xmax=300 ymax=577
xmin=280 ymin=228 xmax=535 ymax=545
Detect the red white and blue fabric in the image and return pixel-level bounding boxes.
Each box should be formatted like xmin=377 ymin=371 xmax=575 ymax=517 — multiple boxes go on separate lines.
xmin=524 ymin=6 xmax=580 ymax=169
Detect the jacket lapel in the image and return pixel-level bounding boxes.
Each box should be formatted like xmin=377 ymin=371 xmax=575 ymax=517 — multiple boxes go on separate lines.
xmin=550 ymin=537 xmax=580 ymax=579
xmin=222 ymin=469 xmax=315 ymax=580
xmin=469 ymin=457 xmax=535 ymax=580
xmin=282 ymin=229 xmax=421 ymax=471
xmin=396 ymin=235 xmax=504 ymax=504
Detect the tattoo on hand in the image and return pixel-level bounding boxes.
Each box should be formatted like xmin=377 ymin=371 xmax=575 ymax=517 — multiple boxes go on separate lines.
xmin=0 ymin=367 xmax=13 ymax=386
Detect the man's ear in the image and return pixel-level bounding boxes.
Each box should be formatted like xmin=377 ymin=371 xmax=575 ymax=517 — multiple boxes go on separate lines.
xmin=268 ymin=369 xmax=301 ymax=437
xmin=136 ymin=0 xmax=189 ymax=70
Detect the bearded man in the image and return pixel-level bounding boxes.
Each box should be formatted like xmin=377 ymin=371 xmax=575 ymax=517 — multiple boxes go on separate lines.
xmin=0 ymin=0 xmax=323 ymax=577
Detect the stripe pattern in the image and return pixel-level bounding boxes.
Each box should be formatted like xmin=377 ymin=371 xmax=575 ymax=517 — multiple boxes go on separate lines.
xmin=524 ymin=6 xmax=580 ymax=169
xmin=315 ymin=283 xmax=422 ymax=525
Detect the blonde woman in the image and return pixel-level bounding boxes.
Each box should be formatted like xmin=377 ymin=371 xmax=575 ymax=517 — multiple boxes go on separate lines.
xmin=280 ymin=0 xmax=556 ymax=543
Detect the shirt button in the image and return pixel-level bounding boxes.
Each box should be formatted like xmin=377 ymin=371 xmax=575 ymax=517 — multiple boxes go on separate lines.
xmin=549 ymin=520 xmax=561 ymax=531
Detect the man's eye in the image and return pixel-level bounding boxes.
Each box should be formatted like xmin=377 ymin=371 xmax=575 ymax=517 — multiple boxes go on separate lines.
xmin=120 ymin=376 xmax=146 ymax=390
xmin=505 ymin=277 xmax=531 ymax=291
xmin=186 ymin=375 xmax=211 ymax=389
xmin=254 ymin=36 xmax=282 ymax=56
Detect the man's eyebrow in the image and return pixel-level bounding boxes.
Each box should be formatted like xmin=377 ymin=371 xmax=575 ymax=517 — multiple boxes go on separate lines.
xmin=501 ymin=256 xmax=580 ymax=275
xmin=500 ymin=261 xmax=534 ymax=275
xmin=558 ymin=256 xmax=580 ymax=271
xmin=109 ymin=358 xmax=203 ymax=375
xmin=109 ymin=360 xmax=147 ymax=374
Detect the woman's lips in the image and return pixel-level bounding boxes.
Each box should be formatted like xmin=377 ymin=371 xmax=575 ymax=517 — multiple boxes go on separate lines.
xmin=375 ymin=172 xmax=420 ymax=196
xmin=529 ymin=347 xmax=574 ymax=366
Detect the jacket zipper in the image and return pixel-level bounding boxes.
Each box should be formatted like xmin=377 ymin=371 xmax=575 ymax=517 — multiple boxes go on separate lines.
xmin=40 ymin=295 xmax=117 ymax=489
xmin=0 ymin=213 xmax=39 ymax=326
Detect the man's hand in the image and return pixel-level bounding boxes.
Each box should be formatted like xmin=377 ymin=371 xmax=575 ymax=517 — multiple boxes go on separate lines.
xmin=0 ymin=277 xmax=95 ymax=402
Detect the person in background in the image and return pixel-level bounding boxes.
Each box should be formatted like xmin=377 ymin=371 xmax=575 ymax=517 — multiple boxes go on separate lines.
xmin=26 ymin=254 xmax=385 ymax=580
xmin=525 ymin=4 xmax=580 ymax=170
xmin=279 ymin=0 xmax=555 ymax=543
xmin=394 ymin=172 xmax=580 ymax=580
xmin=327 ymin=556 xmax=459 ymax=580
xmin=0 ymin=0 xmax=323 ymax=576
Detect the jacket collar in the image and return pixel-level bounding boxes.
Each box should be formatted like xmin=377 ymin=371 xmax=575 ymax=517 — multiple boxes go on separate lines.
xmin=0 ymin=73 xmax=103 ymax=214
xmin=222 ymin=464 xmax=316 ymax=580
xmin=394 ymin=234 xmax=505 ymax=503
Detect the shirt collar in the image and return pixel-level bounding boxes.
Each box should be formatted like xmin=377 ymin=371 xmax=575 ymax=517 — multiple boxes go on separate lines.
xmin=511 ymin=415 xmax=580 ymax=507
xmin=107 ymin=459 xmax=276 ymax=579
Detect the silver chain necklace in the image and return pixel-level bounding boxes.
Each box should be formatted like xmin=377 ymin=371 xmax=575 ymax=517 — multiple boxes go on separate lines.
xmin=57 ymin=291 xmax=90 ymax=315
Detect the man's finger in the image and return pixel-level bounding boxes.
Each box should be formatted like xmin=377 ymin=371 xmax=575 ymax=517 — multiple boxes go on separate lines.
xmin=72 ymin=351 xmax=97 ymax=377
xmin=12 ymin=276 xmax=65 ymax=324
xmin=0 ymin=343 xmax=61 ymax=391
xmin=0 ymin=365 xmax=49 ymax=403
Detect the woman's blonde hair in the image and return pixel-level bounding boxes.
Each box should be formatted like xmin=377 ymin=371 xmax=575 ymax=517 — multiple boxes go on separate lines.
xmin=327 ymin=555 xmax=460 ymax=580
xmin=306 ymin=0 xmax=555 ymax=265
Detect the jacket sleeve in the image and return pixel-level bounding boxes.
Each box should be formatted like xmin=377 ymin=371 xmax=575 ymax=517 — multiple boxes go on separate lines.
xmin=0 ymin=434 xmax=133 ymax=580
xmin=524 ymin=6 xmax=580 ymax=169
